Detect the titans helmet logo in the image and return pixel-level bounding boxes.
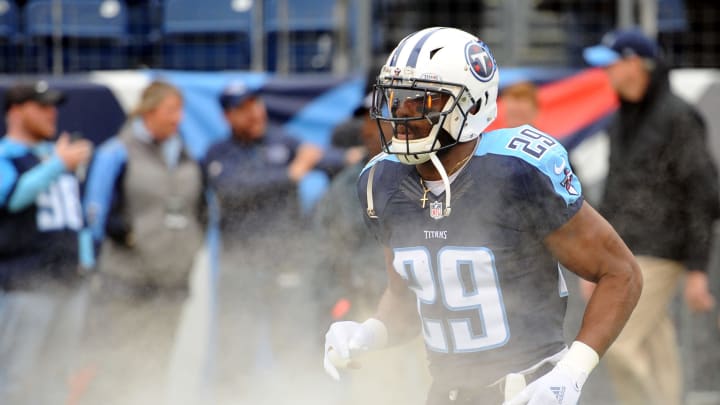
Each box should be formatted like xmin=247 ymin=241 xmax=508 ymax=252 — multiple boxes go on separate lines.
xmin=464 ymin=41 xmax=496 ymax=82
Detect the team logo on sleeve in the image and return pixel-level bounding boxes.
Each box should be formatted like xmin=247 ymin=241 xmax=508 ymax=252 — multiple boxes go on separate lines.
xmin=464 ymin=41 xmax=496 ymax=82
xmin=560 ymin=168 xmax=579 ymax=196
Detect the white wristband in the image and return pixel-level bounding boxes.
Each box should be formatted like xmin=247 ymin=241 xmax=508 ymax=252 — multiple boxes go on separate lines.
xmin=558 ymin=341 xmax=599 ymax=376
xmin=360 ymin=318 xmax=388 ymax=350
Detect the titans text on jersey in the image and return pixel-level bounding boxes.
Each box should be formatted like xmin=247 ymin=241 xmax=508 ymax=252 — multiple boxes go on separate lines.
xmin=358 ymin=125 xmax=583 ymax=387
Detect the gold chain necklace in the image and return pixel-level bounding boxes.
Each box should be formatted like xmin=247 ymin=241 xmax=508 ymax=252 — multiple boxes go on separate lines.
xmin=418 ymin=153 xmax=472 ymax=208
xmin=448 ymin=154 xmax=472 ymax=176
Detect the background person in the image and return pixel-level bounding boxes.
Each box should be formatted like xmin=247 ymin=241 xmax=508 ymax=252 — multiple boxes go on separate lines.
xmin=582 ymin=28 xmax=720 ymax=405
xmin=81 ymin=80 xmax=206 ymax=405
xmin=0 ymin=81 xmax=93 ymax=405
xmin=204 ymin=81 xmax=351 ymax=402
xmin=499 ymin=80 xmax=540 ymax=128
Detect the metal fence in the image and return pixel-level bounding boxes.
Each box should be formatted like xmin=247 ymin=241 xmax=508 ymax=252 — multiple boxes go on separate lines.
xmin=0 ymin=0 xmax=717 ymax=75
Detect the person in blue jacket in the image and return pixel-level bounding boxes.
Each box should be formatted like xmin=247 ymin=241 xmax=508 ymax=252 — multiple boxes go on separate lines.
xmin=204 ymin=81 xmax=353 ymax=400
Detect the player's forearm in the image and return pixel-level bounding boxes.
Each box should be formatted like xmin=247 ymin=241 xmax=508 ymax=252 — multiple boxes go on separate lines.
xmin=576 ymin=259 xmax=642 ymax=356
xmin=289 ymin=144 xmax=325 ymax=181
xmin=373 ymin=286 xmax=421 ymax=346
xmin=545 ymin=202 xmax=643 ymax=356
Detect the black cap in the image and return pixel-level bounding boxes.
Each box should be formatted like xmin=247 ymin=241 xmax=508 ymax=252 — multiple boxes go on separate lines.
xmin=219 ymin=81 xmax=260 ymax=110
xmin=4 ymin=80 xmax=66 ymax=112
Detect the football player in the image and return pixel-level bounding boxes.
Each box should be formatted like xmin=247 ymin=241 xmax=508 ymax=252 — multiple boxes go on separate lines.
xmin=323 ymin=27 xmax=642 ymax=405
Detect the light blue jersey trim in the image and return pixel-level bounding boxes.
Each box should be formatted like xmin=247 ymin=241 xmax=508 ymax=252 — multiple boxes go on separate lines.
xmin=84 ymin=138 xmax=128 ymax=242
xmin=0 ymin=158 xmax=17 ymax=206
xmin=360 ymin=152 xmax=400 ymax=175
xmin=78 ymin=228 xmax=96 ymax=269
xmin=8 ymin=155 xmax=66 ymax=213
xmin=477 ymin=125 xmax=582 ymax=205
xmin=0 ymin=138 xmax=24 ymax=206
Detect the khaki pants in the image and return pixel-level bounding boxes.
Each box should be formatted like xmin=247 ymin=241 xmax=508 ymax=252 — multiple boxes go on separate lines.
xmin=605 ymin=256 xmax=683 ymax=405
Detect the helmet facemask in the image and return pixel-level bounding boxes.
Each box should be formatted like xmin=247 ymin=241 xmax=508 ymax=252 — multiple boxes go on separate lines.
xmin=371 ymin=74 xmax=473 ymax=165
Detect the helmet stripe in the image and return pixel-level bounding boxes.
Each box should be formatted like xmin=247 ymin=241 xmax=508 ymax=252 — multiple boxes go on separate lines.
xmin=388 ymin=34 xmax=412 ymax=67
xmin=405 ymin=27 xmax=444 ymax=68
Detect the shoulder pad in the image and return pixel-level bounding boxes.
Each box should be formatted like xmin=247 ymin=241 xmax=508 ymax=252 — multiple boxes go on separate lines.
xmin=358 ymin=154 xmax=405 ymax=218
xmin=478 ymin=125 xmax=581 ymax=205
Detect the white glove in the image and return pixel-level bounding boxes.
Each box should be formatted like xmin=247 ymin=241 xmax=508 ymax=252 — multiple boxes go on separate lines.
xmin=323 ymin=318 xmax=388 ymax=381
xmin=504 ymin=341 xmax=599 ymax=405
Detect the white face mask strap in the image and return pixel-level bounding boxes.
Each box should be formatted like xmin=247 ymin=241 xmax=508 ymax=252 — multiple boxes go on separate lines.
xmin=429 ymin=153 xmax=452 ymax=217
xmin=365 ymin=164 xmax=379 ymax=218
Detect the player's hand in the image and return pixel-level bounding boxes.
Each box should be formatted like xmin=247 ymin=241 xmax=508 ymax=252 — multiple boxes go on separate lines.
xmin=55 ymin=132 xmax=93 ymax=171
xmin=323 ymin=318 xmax=388 ymax=381
xmin=504 ymin=341 xmax=598 ymax=405
xmin=684 ymin=270 xmax=715 ymax=313
xmin=323 ymin=321 xmax=363 ymax=381
xmin=288 ymin=143 xmax=323 ymax=182
xmin=503 ymin=363 xmax=586 ymax=405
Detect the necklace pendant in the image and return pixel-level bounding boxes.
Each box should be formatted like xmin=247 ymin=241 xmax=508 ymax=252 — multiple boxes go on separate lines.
xmin=419 ymin=178 xmax=430 ymax=208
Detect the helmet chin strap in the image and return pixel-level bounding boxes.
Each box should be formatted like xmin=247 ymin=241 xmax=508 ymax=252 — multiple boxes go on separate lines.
xmin=397 ymin=152 xmax=431 ymax=165
xmin=390 ymin=135 xmax=435 ymax=165
xmin=366 ymin=151 xmax=453 ymax=219
xmin=428 ymin=152 xmax=452 ymax=217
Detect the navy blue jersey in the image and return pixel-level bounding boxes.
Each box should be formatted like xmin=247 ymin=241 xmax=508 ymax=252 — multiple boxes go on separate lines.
xmin=203 ymin=130 xmax=302 ymax=240
xmin=358 ymin=125 xmax=583 ymax=386
xmin=0 ymin=138 xmax=82 ymax=289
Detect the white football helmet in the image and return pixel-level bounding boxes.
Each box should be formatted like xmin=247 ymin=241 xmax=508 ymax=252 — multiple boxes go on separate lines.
xmin=371 ymin=27 xmax=500 ymax=165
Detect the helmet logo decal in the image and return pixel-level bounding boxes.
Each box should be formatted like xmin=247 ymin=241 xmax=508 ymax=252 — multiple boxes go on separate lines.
xmin=465 ymin=41 xmax=496 ymax=82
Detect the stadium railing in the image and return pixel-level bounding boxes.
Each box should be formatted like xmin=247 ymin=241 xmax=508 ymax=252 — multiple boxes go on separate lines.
xmin=23 ymin=0 xmax=129 ymax=73
xmin=158 ymin=0 xmax=253 ymax=71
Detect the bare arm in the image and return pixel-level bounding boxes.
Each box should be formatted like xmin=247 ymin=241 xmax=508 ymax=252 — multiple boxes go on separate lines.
xmin=288 ymin=143 xmax=324 ymax=182
xmin=544 ymin=201 xmax=642 ymax=356
xmin=373 ymin=247 xmax=422 ymax=346
xmin=684 ymin=270 xmax=715 ymax=312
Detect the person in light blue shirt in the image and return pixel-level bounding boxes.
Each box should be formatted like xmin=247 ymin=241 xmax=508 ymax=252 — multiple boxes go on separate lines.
xmin=0 ymin=81 xmax=93 ymax=405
